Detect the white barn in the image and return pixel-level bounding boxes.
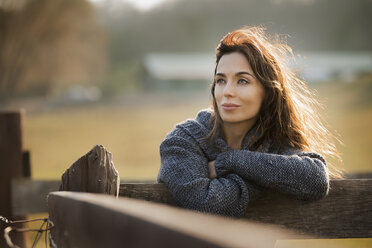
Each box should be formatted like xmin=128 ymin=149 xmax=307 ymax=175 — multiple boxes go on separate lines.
xmin=142 ymin=53 xmax=215 ymax=91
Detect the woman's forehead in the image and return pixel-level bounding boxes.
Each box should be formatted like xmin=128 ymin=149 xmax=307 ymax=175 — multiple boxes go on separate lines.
xmin=216 ymin=52 xmax=253 ymax=75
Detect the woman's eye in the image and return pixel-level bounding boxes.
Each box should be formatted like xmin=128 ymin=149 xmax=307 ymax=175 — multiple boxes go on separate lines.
xmin=238 ymin=79 xmax=249 ymax=84
xmin=216 ymin=78 xmax=225 ymax=84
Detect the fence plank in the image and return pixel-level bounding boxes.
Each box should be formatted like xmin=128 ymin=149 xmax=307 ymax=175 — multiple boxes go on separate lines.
xmin=119 ymin=183 xmax=176 ymax=205
xmin=11 ymin=179 xmax=61 ymax=215
xmin=0 ymin=111 xmax=27 ymax=247
xmin=60 ymin=145 xmax=120 ymax=196
xmin=11 ymin=179 xmax=159 ymax=215
xmin=12 ymin=179 xmax=372 ymax=238
xmin=244 ymin=179 xmax=372 ymax=238
xmin=48 ymin=191 xmax=306 ymax=248
xmin=120 ymin=179 xmax=372 ymax=238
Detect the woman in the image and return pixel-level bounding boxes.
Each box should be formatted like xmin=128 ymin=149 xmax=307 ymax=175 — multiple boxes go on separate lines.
xmin=157 ymin=26 xmax=342 ymax=217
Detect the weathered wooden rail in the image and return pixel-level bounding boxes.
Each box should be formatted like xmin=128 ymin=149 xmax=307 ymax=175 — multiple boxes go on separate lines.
xmin=11 ymin=177 xmax=372 ymax=239
xmin=120 ymin=179 xmax=372 ymax=239
xmin=48 ymin=178 xmax=372 ymax=247
xmin=48 ymin=191 xmax=308 ymax=248
xmin=12 ymin=177 xmax=372 ymax=239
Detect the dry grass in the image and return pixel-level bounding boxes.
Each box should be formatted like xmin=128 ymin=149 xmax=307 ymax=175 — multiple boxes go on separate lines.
xmin=314 ymin=80 xmax=372 ymax=173
xmin=23 ymin=93 xmax=211 ymax=180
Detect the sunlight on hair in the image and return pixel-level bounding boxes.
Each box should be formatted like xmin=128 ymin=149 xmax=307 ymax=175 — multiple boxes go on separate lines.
xmin=211 ymin=26 xmax=344 ymax=178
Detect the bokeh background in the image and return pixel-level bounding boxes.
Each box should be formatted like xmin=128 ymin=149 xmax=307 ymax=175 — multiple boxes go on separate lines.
xmin=1 ymin=0 xmax=372 ymax=247
xmin=1 ymin=0 xmax=371 ymax=182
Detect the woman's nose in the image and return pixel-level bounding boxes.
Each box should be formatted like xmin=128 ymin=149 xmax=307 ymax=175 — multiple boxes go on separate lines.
xmin=223 ymin=81 xmax=235 ymax=97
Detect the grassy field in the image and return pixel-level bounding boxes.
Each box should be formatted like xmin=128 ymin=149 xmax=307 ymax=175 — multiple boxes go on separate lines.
xmin=23 ymin=92 xmax=212 ymax=180
xmin=313 ymin=77 xmax=372 ymax=173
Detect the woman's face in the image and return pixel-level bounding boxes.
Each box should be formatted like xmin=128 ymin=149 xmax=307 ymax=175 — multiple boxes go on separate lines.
xmin=214 ymin=52 xmax=265 ymax=126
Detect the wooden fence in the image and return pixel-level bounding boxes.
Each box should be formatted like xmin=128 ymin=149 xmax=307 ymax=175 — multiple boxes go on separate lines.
xmin=10 ymin=177 xmax=372 ymax=238
xmin=1 ymin=110 xmax=372 ymax=247
xmin=48 ymin=191 xmax=308 ymax=248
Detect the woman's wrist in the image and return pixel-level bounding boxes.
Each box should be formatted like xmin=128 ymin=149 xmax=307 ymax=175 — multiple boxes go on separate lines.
xmin=208 ymin=160 xmax=217 ymax=179
xmin=214 ymin=151 xmax=234 ymax=177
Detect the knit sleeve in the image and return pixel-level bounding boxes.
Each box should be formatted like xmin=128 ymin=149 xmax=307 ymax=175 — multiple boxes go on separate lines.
xmin=157 ymin=128 xmax=263 ymax=217
xmin=214 ymin=149 xmax=329 ymax=201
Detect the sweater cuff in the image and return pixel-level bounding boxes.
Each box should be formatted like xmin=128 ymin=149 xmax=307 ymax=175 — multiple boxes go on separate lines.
xmin=214 ymin=151 xmax=233 ymax=177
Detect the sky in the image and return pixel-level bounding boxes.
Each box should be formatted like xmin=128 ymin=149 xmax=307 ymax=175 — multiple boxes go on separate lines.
xmin=88 ymin=0 xmax=168 ymax=11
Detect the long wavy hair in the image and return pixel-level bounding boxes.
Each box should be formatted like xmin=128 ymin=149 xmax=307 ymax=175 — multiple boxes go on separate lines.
xmin=208 ymin=26 xmax=343 ymax=179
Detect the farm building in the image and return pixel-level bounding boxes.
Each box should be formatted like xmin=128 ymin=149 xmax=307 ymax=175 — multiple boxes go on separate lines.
xmin=141 ymin=53 xmax=215 ymax=91
xmin=291 ymin=52 xmax=372 ymax=83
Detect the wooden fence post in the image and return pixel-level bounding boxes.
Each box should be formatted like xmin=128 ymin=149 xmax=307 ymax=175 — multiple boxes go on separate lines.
xmin=0 ymin=110 xmax=27 ymax=247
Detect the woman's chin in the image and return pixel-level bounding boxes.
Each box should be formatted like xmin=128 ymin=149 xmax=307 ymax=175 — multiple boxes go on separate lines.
xmin=220 ymin=114 xmax=257 ymax=126
xmin=221 ymin=117 xmax=243 ymax=124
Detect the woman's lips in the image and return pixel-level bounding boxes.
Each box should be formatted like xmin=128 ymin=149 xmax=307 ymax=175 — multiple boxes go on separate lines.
xmin=221 ymin=103 xmax=240 ymax=111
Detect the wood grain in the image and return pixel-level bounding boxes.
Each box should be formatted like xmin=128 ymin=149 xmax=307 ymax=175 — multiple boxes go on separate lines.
xmin=119 ymin=179 xmax=372 ymax=238
xmin=59 ymin=145 xmax=120 ymax=196
xmin=48 ymin=191 xmax=306 ymax=248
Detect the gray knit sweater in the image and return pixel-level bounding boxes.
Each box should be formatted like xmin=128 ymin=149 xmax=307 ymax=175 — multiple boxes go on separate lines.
xmin=157 ymin=110 xmax=329 ymax=217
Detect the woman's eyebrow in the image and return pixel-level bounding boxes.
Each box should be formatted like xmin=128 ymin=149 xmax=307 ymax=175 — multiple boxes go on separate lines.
xmin=215 ymin=72 xmax=225 ymax=77
xmin=236 ymin=71 xmax=254 ymax=77
xmin=215 ymin=71 xmax=254 ymax=77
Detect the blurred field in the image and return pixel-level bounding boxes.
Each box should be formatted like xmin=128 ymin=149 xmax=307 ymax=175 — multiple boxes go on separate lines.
xmin=313 ymin=76 xmax=372 ymax=173
xmin=23 ymin=92 xmax=211 ymax=180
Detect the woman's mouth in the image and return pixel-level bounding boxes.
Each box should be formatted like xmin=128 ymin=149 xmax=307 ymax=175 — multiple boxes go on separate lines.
xmin=221 ymin=103 xmax=240 ymax=111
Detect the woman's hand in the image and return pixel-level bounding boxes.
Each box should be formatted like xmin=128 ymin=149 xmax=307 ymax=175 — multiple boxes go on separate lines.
xmin=208 ymin=160 xmax=217 ymax=179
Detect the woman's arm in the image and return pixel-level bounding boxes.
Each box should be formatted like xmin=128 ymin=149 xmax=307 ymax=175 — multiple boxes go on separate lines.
xmin=157 ymin=128 xmax=263 ymax=217
xmin=214 ymin=149 xmax=329 ymax=201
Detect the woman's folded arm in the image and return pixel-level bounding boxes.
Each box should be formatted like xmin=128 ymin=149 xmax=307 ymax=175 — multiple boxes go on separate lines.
xmin=214 ymin=149 xmax=329 ymax=201
xmin=157 ymin=129 xmax=263 ymax=217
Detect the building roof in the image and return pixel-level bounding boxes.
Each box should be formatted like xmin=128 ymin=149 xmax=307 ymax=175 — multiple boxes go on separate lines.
xmin=144 ymin=53 xmax=215 ymax=81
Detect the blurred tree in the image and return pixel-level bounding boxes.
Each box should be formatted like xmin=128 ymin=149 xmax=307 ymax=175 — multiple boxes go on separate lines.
xmin=0 ymin=0 xmax=108 ymax=102
xmin=98 ymin=0 xmax=372 ymax=58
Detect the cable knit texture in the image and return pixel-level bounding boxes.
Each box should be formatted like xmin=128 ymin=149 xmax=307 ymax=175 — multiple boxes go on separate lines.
xmin=157 ymin=110 xmax=329 ymax=217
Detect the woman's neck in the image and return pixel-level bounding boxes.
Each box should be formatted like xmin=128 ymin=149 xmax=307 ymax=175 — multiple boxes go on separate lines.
xmin=223 ymin=121 xmax=255 ymax=150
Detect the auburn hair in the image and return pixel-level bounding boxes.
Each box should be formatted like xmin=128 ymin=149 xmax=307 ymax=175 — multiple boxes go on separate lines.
xmin=208 ymin=26 xmax=343 ymax=178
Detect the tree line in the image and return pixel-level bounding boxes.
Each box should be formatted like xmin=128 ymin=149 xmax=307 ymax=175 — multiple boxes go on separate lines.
xmin=1 ymin=0 xmax=371 ymax=100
